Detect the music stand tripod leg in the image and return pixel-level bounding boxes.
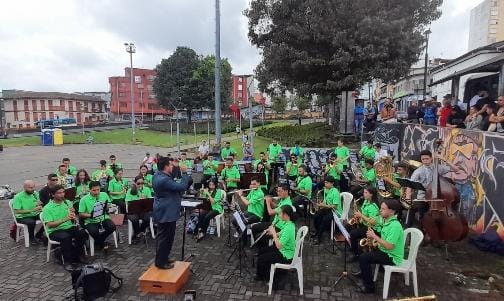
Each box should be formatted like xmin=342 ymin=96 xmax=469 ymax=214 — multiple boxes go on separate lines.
xmin=332 ymin=242 xmax=360 ymax=289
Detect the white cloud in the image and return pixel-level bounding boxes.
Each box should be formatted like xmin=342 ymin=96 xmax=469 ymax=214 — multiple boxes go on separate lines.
xmin=0 ymin=0 xmax=486 ymax=92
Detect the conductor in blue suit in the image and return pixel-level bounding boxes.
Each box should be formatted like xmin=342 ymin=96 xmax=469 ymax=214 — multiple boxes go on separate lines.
xmin=153 ymin=156 xmax=192 ymax=269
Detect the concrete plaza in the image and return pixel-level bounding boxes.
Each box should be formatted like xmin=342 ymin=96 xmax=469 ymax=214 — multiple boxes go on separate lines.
xmin=0 ymin=145 xmax=503 ymax=300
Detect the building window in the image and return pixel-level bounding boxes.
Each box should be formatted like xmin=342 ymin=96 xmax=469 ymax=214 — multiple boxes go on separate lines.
xmin=40 ymin=100 xmax=45 ymax=110
xmin=49 ymin=112 xmax=54 ymax=119
xmin=120 ymin=102 xmax=127 ymax=108
xmin=33 ymin=112 xmax=38 ymax=122
xmin=32 ymin=99 xmax=37 ymax=111
xmin=120 ymin=83 xmax=126 ymax=88
xmin=119 ymin=92 xmax=125 ymax=97
xmin=14 ymin=111 xmax=19 ymax=121
xmin=24 ymin=100 xmax=29 ymax=111
xmin=25 ymin=112 xmax=30 ymax=122
xmin=13 ymin=100 xmax=18 ymax=111
xmin=69 ymin=101 xmax=74 ymax=111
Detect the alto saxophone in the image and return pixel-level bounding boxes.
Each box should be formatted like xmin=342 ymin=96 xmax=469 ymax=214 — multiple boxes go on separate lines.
xmin=347 ymin=197 xmax=363 ymax=225
xmin=359 ymin=226 xmax=379 ymax=252
xmin=310 ymin=190 xmax=324 ymax=215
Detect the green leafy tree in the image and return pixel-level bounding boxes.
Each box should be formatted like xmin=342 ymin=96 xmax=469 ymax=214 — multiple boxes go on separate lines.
xmin=271 ymin=96 xmax=288 ymax=117
xmin=153 ymin=47 xmax=233 ymax=122
xmin=246 ymin=0 xmax=442 ymax=122
xmin=294 ymin=96 xmax=310 ymax=112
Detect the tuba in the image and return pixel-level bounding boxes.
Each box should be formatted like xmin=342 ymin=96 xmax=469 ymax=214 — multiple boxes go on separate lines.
xmin=310 ymin=190 xmax=324 ymax=215
xmin=374 ymin=156 xmax=394 ymax=198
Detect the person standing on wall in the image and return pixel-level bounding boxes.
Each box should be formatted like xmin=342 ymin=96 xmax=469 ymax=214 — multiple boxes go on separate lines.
xmin=152 ymin=157 xmax=192 ymax=269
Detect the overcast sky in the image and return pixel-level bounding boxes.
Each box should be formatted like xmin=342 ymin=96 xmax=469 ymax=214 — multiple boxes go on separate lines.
xmin=0 ymin=0 xmax=485 ymax=93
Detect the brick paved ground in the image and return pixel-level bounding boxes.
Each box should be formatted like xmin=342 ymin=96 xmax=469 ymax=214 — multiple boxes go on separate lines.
xmin=1 ymin=145 xmax=503 ymax=301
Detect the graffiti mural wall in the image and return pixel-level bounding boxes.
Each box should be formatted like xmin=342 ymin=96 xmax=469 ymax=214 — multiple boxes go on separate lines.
xmin=379 ymin=123 xmax=504 ymax=240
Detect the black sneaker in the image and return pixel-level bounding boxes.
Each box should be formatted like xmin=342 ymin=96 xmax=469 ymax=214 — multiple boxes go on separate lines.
xmin=156 ymin=263 xmax=175 ymax=270
xmin=30 ymin=239 xmax=40 ymax=246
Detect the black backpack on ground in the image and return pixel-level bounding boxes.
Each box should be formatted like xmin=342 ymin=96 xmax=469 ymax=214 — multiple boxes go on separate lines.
xmin=71 ymin=263 xmax=123 ymax=300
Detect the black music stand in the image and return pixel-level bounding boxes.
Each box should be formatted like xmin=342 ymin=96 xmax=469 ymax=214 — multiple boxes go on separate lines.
xmin=396 ymin=178 xmax=425 ymax=226
xmin=226 ymin=211 xmax=250 ymax=279
xmin=332 ymin=212 xmax=360 ymax=289
xmin=127 ymin=198 xmax=154 ymax=245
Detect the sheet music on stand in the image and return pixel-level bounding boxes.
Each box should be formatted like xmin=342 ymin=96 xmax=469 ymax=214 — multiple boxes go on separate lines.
xmin=233 ymin=211 xmax=246 ymax=233
xmin=333 ymin=211 xmax=351 ymax=245
xmin=396 ymin=178 xmax=425 ymax=191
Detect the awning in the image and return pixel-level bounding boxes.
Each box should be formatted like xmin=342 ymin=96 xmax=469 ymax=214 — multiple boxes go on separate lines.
xmin=393 ymin=91 xmax=409 ymax=99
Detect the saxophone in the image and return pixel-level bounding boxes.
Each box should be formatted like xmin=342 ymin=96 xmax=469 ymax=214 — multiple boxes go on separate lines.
xmin=347 ymin=197 xmax=363 ymax=225
xmin=359 ymin=218 xmax=379 ymax=252
xmin=310 ymin=189 xmax=324 ymax=215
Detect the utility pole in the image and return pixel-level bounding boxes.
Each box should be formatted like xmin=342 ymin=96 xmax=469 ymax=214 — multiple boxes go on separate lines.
xmin=423 ymin=29 xmax=431 ymax=104
xmin=214 ymin=0 xmax=222 ymax=145
xmin=124 ymin=42 xmax=136 ymax=143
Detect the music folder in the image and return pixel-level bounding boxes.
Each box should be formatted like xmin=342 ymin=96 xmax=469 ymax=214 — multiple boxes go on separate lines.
xmin=332 ymin=211 xmax=351 ymax=245
xmin=127 ymin=198 xmax=154 ymax=215
xmin=396 ymin=178 xmax=425 ymax=191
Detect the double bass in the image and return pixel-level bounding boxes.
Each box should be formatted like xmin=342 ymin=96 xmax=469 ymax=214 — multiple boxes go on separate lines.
xmin=422 ymin=140 xmax=469 ymax=243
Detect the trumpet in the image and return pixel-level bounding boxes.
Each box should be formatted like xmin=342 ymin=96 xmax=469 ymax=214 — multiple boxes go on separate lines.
xmin=359 ymin=227 xmax=379 ymax=252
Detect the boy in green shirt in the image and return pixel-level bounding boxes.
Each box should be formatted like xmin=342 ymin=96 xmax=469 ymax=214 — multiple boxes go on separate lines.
xmin=56 ymin=164 xmax=74 ymax=188
xmin=107 ymin=154 xmax=123 ymax=172
xmin=92 ymin=160 xmax=114 ymax=192
xmin=359 ymin=140 xmax=376 ymax=163
xmin=286 ymin=154 xmax=300 ymax=180
xmin=220 ymin=141 xmax=237 ymax=160
xmin=203 ymin=154 xmax=219 ymax=183
xmin=293 ymin=165 xmax=312 ymax=216
xmin=12 ymin=180 xmax=43 ymax=244
xmin=235 ymin=179 xmax=265 ymax=223
xmin=125 ymin=176 xmax=153 ymax=243
xmin=79 ymin=181 xmax=117 ymax=251
xmin=107 ymin=168 xmax=129 ymax=214
xmin=221 ymin=158 xmax=241 ymax=190
xmin=61 ymin=157 xmax=78 ymax=176
xmin=179 ymin=153 xmax=194 ymax=170
xmin=253 ymin=152 xmax=271 ymax=191
xmin=42 ymin=184 xmax=87 ymax=264
xmin=334 ymin=139 xmax=350 ymax=168
xmin=313 ymin=176 xmax=341 ymax=244
xmin=356 ymin=199 xmax=404 ymax=294
xmin=267 ymin=139 xmax=283 ymax=162
xmin=351 ymin=159 xmax=377 ymax=195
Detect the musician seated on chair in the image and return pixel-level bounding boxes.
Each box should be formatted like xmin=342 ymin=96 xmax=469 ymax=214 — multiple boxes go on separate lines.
xmin=292 ymin=165 xmax=312 ymax=217
xmin=108 ymin=168 xmax=129 ymax=214
xmin=221 ymin=157 xmax=240 ymax=191
xmin=125 ymin=176 xmax=153 ymax=244
xmin=42 ymin=184 xmax=88 ymax=264
xmin=252 ymin=184 xmax=293 ymax=248
xmin=56 ymin=164 xmax=73 ymax=189
xmin=91 ymin=160 xmax=113 ymax=192
xmin=202 ymin=154 xmax=219 ymax=184
xmin=255 ymin=205 xmax=296 ymax=283
xmin=285 ymin=154 xmax=299 ymax=182
xmin=354 ymin=199 xmax=404 ymax=294
xmin=359 ymin=140 xmax=376 ymax=163
xmin=75 ymin=169 xmax=91 ymax=202
xmin=79 ymin=181 xmax=117 ymax=253
xmin=220 ymin=141 xmax=237 ymax=159
xmin=39 ymin=173 xmax=59 ymax=206
xmin=317 ymin=154 xmax=342 ymax=191
xmin=12 ymin=180 xmax=44 ymax=245
xmin=383 ymin=161 xmax=410 ymax=223
xmin=312 ymin=176 xmax=341 ymax=245
xmin=196 ymin=180 xmax=225 ymax=241
xmin=350 ymin=159 xmax=376 ymax=195
xmin=348 ymin=186 xmax=381 ymax=262
xmin=235 ymin=178 xmax=265 ymax=224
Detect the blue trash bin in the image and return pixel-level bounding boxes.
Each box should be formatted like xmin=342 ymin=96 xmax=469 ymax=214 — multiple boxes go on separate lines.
xmin=41 ymin=129 xmax=54 ymax=146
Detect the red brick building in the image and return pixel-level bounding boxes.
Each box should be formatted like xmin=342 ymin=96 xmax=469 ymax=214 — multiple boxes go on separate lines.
xmin=231 ymin=75 xmax=252 ymax=107
xmin=109 ymin=68 xmax=168 ymax=120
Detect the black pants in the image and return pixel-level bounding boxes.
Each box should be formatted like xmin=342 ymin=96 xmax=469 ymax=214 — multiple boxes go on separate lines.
xmin=404 ymin=202 xmax=429 ymax=228
xmin=251 ymin=222 xmax=281 ymax=248
xmin=256 ymin=245 xmax=290 ymax=280
xmin=128 ymin=212 xmax=152 ymax=236
xmin=349 ymin=226 xmax=367 ymax=256
xmin=85 ymin=219 xmax=116 ymax=248
xmin=17 ymin=215 xmax=42 ymax=239
xmin=339 ymin=174 xmax=350 ymax=192
xmin=155 ymin=221 xmax=177 ymax=267
xmin=197 ymin=209 xmax=220 ymax=234
xmin=293 ymin=195 xmax=308 ymax=218
xmin=359 ymin=249 xmax=394 ymax=290
xmin=49 ymin=226 xmax=87 ymax=263
xmin=112 ymin=198 xmax=126 ymax=214
xmin=314 ymin=208 xmax=333 ymax=240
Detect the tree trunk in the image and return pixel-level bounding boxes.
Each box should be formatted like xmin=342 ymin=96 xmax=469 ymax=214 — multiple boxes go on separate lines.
xmin=187 ymin=109 xmax=192 ymax=123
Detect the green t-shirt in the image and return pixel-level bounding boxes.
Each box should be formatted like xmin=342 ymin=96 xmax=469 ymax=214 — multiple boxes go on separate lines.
xmin=221 ymin=147 xmax=236 ymax=159
xmin=79 ymin=192 xmax=111 ymax=225
xmin=286 ymin=162 xmax=299 ymax=177
xmin=324 ymin=187 xmax=342 ymax=216
xmin=12 ymin=191 xmax=40 ymax=219
xmin=272 ymin=197 xmax=293 ymax=230
xmin=392 ymin=173 xmax=401 ymax=197
xmin=142 ymin=173 xmax=154 ymax=192
xmin=107 ymin=162 xmax=123 ymax=170
xmin=56 ymin=172 xmax=75 ymax=188
xmin=360 ymin=200 xmax=380 ymax=231
xmin=253 ymin=159 xmax=271 ymax=187
xmin=125 ymin=186 xmax=152 ymax=203
xmin=325 ymin=163 xmax=343 ymax=180
xmin=278 ymin=220 xmax=296 ymax=260
xmin=91 ymin=168 xmax=113 ymax=191
xmin=360 ymin=145 xmax=376 ymax=161
xmin=362 ymin=167 xmax=377 ymax=187
xmin=379 ymin=215 xmax=404 ymax=265
xmin=108 ymin=178 xmax=128 ymax=200
xmin=221 ymin=166 xmax=241 ymax=189
xmin=268 ymin=143 xmax=283 ymax=161
xmin=203 ymin=160 xmax=219 ymax=176
xmin=56 ymin=165 xmax=78 ymax=176
xmin=246 ymin=188 xmax=265 ymax=220
xmin=76 ymin=182 xmax=90 ymax=199
xmin=296 ymin=175 xmax=313 ymax=199
xmin=335 ymin=146 xmax=350 ymax=167
xmin=179 ymin=159 xmax=194 ymax=170
xmin=205 ymin=189 xmax=224 ymax=214
xmin=289 ymin=146 xmax=304 ymax=160
xmin=42 ymin=199 xmax=75 ymax=234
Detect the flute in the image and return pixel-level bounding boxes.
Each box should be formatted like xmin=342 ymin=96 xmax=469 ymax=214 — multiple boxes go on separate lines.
xmin=251 ymin=220 xmax=278 ymax=247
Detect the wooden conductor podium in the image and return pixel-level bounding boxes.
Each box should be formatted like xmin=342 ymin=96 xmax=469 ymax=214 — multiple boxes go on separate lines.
xmin=139 ymin=261 xmax=191 ymax=294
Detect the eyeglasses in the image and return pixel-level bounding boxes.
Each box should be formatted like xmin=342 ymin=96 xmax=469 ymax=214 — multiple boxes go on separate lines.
xmin=136 ymin=182 xmax=144 ymax=185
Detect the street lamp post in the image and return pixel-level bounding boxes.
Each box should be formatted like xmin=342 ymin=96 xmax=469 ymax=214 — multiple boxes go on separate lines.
xmin=214 ymin=0 xmax=222 ymax=145
xmin=124 ymin=42 xmax=136 ymax=143
xmin=422 ymin=29 xmax=431 ymax=104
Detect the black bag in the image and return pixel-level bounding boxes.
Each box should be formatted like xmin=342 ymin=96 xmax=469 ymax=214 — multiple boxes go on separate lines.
xmin=71 ymin=263 xmax=123 ymax=300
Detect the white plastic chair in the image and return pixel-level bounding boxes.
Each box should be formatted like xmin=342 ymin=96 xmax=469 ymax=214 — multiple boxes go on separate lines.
xmin=373 ymin=228 xmax=424 ymax=299
xmin=331 ymin=192 xmax=353 ymax=240
xmin=86 ymin=226 xmax=119 ymax=256
xmin=9 ymin=199 xmax=42 ymax=248
xmin=126 ymin=202 xmax=155 ymax=244
xmin=39 ymin=214 xmax=64 ymax=263
xmin=268 ymin=226 xmax=309 ymax=296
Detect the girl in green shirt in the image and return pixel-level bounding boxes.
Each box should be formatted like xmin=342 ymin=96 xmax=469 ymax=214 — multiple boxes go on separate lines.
xmin=138 ymin=165 xmax=154 ymax=193
xmin=108 ymin=168 xmax=128 ymax=214
xmin=255 ymin=205 xmax=296 ymax=281
xmin=125 ymin=176 xmax=153 ymax=244
xmin=196 ymin=180 xmax=224 ymax=241
xmin=349 ymin=186 xmax=380 ymax=260
xmin=74 ymin=169 xmax=91 ymax=203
